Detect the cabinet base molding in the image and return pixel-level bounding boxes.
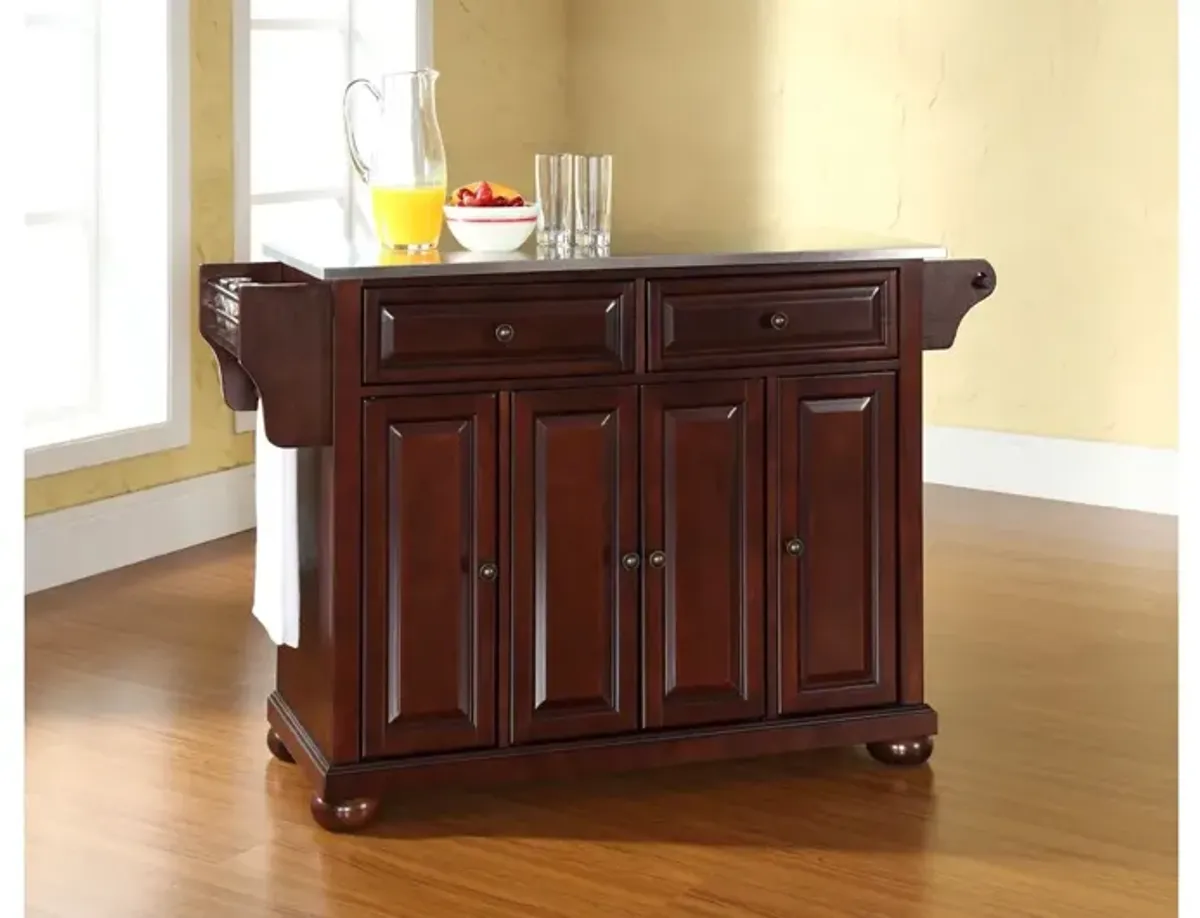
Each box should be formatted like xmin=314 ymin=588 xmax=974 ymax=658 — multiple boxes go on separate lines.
xmin=267 ymin=692 xmax=937 ymax=829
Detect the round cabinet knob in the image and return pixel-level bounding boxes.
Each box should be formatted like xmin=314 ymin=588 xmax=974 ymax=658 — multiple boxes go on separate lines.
xmin=621 ymin=552 xmax=641 ymax=571
xmin=769 ymin=312 xmax=789 ymax=331
xmin=784 ymin=538 xmax=805 ymax=557
xmin=478 ymin=562 xmax=499 ymax=581
xmin=494 ymin=323 xmax=515 ymax=343
xmin=648 ymin=550 xmax=667 ymax=569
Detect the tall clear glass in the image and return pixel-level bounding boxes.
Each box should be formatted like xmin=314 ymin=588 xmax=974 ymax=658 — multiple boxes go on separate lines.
xmin=343 ymin=69 xmax=447 ymax=251
xmin=535 ymin=153 xmax=573 ymax=249
xmin=572 ymin=154 xmax=613 ymax=249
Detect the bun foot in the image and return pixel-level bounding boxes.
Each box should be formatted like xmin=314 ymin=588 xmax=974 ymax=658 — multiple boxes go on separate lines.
xmin=867 ymin=736 xmax=934 ymax=767
xmin=266 ymin=730 xmax=295 ymax=764
xmin=310 ymin=794 xmax=381 ymax=833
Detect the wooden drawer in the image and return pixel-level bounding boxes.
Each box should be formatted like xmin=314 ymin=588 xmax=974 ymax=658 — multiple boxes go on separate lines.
xmin=648 ymin=270 xmax=897 ymax=371
xmin=364 ymin=280 xmax=636 ymax=383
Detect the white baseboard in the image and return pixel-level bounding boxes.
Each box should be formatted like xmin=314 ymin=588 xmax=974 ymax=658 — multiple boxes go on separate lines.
xmin=924 ymin=425 xmax=1177 ymax=515
xmin=25 ymin=464 xmax=256 ymax=595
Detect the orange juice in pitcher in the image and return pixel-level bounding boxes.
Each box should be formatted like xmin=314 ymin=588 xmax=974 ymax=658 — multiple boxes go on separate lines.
xmin=370 ymin=185 xmax=446 ymax=250
xmin=343 ymin=69 xmax=447 ymax=251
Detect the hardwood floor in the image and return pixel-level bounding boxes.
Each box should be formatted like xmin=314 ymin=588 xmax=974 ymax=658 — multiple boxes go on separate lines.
xmin=25 ymin=485 xmax=1177 ymax=917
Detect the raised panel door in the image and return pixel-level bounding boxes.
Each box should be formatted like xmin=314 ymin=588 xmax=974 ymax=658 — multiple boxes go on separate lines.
xmin=776 ymin=373 xmax=897 ymax=714
xmin=361 ymin=393 xmax=498 ymax=757
xmin=642 ymin=380 xmax=766 ymax=729
xmin=510 ymin=386 xmax=640 ymax=744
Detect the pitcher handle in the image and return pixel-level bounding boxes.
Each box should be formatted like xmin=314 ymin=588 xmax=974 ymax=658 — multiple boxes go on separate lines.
xmin=342 ymin=78 xmax=381 ymax=185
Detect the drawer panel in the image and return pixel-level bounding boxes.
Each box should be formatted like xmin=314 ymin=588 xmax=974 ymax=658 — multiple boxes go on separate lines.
xmin=364 ymin=281 xmax=636 ymax=383
xmin=648 ymin=270 xmax=896 ymax=371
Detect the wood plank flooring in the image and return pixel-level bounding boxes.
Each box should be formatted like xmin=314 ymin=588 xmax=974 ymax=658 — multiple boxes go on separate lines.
xmin=25 ymin=485 xmax=1177 ymax=917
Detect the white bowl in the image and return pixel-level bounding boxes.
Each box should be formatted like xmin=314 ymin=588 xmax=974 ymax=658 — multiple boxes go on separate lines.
xmin=444 ymin=203 xmax=539 ymax=253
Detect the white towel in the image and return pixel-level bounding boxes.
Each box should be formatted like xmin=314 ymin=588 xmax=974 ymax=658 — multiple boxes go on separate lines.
xmin=251 ymin=403 xmax=301 ymax=648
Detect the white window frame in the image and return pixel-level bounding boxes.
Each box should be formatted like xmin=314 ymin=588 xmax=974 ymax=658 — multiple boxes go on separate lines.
xmin=231 ymin=0 xmax=432 ymax=434
xmin=23 ymin=0 xmax=192 ymax=479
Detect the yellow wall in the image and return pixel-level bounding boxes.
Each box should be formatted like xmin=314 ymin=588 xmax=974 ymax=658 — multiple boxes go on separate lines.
xmin=566 ymin=0 xmax=1178 ymax=448
xmin=26 ymin=0 xmax=253 ymax=517
xmin=435 ymin=0 xmax=570 ymax=197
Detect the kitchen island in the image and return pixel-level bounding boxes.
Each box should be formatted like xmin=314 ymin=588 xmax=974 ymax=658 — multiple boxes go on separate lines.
xmin=199 ymin=231 xmax=996 ymax=832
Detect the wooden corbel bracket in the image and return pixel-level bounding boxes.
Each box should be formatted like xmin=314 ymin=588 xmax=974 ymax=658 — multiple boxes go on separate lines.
xmin=921 ymin=258 xmax=997 ymax=351
xmin=198 ymin=262 xmax=333 ymax=448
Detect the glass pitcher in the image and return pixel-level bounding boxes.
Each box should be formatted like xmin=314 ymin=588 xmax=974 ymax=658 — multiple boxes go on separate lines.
xmin=342 ymin=69 xmax=447 ymax=251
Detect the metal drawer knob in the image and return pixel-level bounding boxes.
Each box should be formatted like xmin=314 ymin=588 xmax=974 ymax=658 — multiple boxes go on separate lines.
xmin=478 ymin=562 xmax=499 ymax=581
xmin=769 ymin=312 xmax=789 ymax=331
xmin=647 ymin=550 xmax=666 ymax=569
xmin=494 ymin=323 xmax=515 ymax=343
xmin=785 ymin=538 xmax=805 ymax=557
xmin=621 ymin=552 xmax=641 ymax=571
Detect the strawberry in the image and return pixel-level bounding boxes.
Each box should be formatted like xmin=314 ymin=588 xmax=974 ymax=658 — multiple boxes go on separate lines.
xmin=449 ymin=181 xmax=526 ymax=206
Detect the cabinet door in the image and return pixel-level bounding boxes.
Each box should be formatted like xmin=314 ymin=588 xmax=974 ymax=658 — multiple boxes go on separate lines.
xmin=776 ymin=373 xmax=897 ymax=714
xmin=642 ymin=380 xmax=765 ymax=728
xmin=510 ymin=387 xmax=640 ymax=744
xmin=362 ymin=393 xmax=497 ymax=758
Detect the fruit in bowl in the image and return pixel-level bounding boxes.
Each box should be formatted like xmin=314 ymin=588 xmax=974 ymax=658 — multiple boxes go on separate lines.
xmin=444 ymin=180 xmax=539 ymax=252
xmin=450 ymin=180 xmax=525 ymax=207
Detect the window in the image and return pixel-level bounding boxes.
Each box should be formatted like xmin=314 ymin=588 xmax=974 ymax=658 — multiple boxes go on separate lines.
xmin=22 ymin=0 xmax=190 ymax=478
xmin=231 ymin=0 xmax=428 ymax=432
xmin=235 ymin=0 xmax=430 ymax=257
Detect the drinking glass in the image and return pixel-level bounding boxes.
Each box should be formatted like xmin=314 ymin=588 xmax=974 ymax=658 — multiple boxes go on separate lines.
xmin=572 ymin=154 xmax=613 ymax=249
xmin=534 ymin=153 xmax=573 ymax=248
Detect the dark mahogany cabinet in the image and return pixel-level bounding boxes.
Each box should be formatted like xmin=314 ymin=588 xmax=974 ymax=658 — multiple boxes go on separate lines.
xmin=199 ymin=240 xmax=996 ymax=832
